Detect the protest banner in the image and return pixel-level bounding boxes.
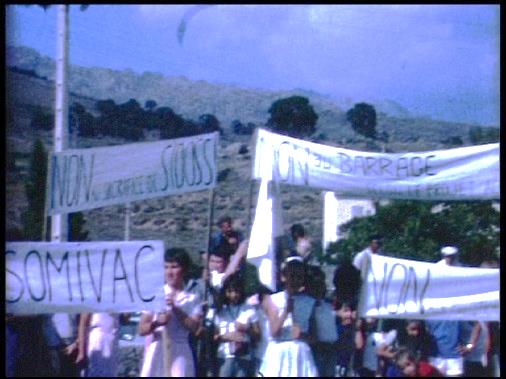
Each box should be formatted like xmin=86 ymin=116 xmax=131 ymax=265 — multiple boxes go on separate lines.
xmin=46 ymin=132 xmax=219 ymax=215
xmin=253 ymin=128 xmax=499 ymax=200
xmin=246 ymin=179 xmax=282 ymax=291
xmin=6 ymin=241 xmax=166 ymax=314
xmin=357 ymin=254 xmax=499 ymax=321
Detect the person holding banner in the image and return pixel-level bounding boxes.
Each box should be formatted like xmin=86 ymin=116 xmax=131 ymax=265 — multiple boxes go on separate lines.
xmin=425 ymin=319 xmax=466 ymax=377
xmin=76 ymin=312 xmax=120 ymax=377
xmin=352 ymin=235 xmax=384 ymax=279
xmin=437 ymin=245 xmax=462 ymax=266
xmin=139 ymin=248 xmax=202 ymax=377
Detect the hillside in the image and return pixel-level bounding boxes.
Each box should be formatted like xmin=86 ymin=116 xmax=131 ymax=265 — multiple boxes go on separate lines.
xmin=5 ymin=45 xmax=497 ymax=263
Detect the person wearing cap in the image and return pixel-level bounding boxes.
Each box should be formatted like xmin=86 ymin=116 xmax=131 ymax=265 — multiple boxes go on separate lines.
xmin=352 ymin=234 xmax=384 ymax=279
xmin=437 ymin=246 xmax=461 ymax=266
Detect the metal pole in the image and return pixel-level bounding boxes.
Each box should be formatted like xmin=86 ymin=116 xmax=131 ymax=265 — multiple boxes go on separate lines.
xmin=246 ymin=179 xmax=255 ymax=233
xmin=204 ymin=188 xmax=215 ymax=300
xmin=51 ymin=4 xmax=69 ymax=242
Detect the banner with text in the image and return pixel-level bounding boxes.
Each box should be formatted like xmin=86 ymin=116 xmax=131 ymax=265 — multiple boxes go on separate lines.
xmin=46 ymin=132 xmax=218 ymax=214
xmin=6 ymin=241 xmax=166 ymax=314
xmin=253 ymin=129 xmax=499 ymax=200
xmin=357 ymin=254 xmax=499 ymax=321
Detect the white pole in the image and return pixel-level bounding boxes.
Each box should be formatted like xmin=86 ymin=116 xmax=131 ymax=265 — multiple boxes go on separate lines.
xmin=51 ymin=4 xmax=69 ymax=242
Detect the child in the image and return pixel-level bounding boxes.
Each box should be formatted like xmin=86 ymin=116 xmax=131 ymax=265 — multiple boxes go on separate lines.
xmin=306 ymin=265 xmax=338 ymax=377
xmin=355 ymin=317 xmax=381 ymax=377
xmin=214 ymin=273 xmax=259 ymax=377
xmin=76 ymin=313 xmax=120 ymax=377
xmin=334 ymin=299 xmax=359 ymax=377
xmin=258 ymin=259 xmax=318 ymax=377
xmin=395 ymin=347 xmax=443 ymax=377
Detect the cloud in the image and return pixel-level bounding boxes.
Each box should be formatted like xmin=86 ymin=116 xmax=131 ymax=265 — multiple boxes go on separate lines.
xmin=137 ymin=4 xmax=188 ymax=19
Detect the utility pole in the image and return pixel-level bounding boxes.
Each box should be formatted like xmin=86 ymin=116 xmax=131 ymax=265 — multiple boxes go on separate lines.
xmin=51 ymin=4 xmax=69 ymax=242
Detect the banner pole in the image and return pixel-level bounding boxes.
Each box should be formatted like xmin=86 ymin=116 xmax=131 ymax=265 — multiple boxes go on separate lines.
xmin=197 ymin=188 xmax=215 ymax=377
xmin=247 ymin=179 xmax=255 ymax=233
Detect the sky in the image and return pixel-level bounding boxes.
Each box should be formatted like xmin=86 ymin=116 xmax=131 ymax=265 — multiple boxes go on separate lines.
xmin=6 ymin=4 xmax=500 ymax=126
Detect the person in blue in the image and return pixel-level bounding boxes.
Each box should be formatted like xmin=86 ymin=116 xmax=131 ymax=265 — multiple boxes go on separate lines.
xmin=425 ymin=319 xmax=466 ymax=377
xmin=334 ymin=299 xmax=358 ymax=377
xmin=306 ymin=265 xmax=338 ymax=377
xmin=209 ymin=216 xmax=244 ymax=258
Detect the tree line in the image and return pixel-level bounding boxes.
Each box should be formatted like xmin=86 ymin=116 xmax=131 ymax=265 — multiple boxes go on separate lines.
xmin=15 ymin=95 xmax=501 ymax=266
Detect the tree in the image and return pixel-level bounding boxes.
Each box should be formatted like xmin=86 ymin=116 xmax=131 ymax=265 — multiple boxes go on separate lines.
xmin=267 ymin=96 xmax=318 ymax=138
xmin=69 ymin=212 xmax=88 ymax=241
xmin=232 ymin=119 xmax=255 ymax=135
xmin=325 ymin=200 xmax=500 ymax=267
xmin=346 ymin=102 xmax=377 ymax=140
xmin=145 ymin=99 xmax=157 ymax=111
xmin=31 ymin=106 xmax=53 ymax=131
xmin=156 ymin=107 xmax=186 ymax=139
xmin=469 ymin=126 xmax=499 ymax=145
xmin=198 ymin=114 xmax=223 ymax=135
xmin=21 ymin=139 xmax=48 ymax=240
xmin=441 ymin=136 xmax=463 ymax=147
xmin=117 ymin=99 xmax=144 ymax=141
xmin=70 ymin=102 xmax=97 ymax=137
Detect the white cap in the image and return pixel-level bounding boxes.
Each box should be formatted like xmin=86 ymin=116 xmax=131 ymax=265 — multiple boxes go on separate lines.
xmin=441 ymin=246 xmax=459 ymax=256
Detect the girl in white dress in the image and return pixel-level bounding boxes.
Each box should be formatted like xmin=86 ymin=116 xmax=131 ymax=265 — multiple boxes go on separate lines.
xmin=76 ymin=312 xmax=120 ymax=377
xmin=139 ymin=248 xmax=202 ymax=377
xmin=258 ymin=259 xmax=318 ymax=377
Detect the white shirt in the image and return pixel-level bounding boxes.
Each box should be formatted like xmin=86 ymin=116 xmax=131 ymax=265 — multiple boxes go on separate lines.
xmin=163 ymin=284 xmax=202 ymax=343
xmin=215 ymin=303 xmax=258 ymax=358
xmin=210 ymin=270 xmax=226 ymax=289
xmin=353 ymin=247 xmax=380 ymax=279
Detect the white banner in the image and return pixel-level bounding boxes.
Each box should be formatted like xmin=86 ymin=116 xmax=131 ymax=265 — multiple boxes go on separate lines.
xmin=358 ymin=254 xmax=499 ymax=321
xmin=6 ymin=241 xmax=166 ymax=314
xmin=246 ymin=179 xmax=283 ymax=291
xmin=253 ymin=129 xmax=499 ymax=200
xmin=46 ymin=132 xmax=218 ymax=214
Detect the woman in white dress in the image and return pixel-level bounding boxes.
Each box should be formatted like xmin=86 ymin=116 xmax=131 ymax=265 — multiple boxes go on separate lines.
xmin=258 ymin=259 xmax=318 ymax=377
xmin=138 ymin=247 xmax=202 ymax=377
xmin=76 ymin=312 xmax=120 ymax=377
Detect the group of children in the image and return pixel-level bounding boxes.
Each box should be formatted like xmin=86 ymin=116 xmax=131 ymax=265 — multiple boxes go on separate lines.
xmin=7 ymin=220 xmax=496 ymax=378
xmin=134 ymin=235 xmax=455 ymax=378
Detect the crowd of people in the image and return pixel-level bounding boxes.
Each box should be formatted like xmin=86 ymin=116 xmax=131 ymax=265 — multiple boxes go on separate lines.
xmin=6 ymin=217 xmax=500 ymax=377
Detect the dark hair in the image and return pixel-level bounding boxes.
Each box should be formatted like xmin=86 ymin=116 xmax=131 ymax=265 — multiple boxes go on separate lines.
xmin=290 ymin=223 xmax=306 ymax=239
xmin=333 ymin=262 xmax=362 ymax=305
xmin=210 ymin=243 xmax=232 ymax=261
xmin=370 ymin=234 xmax=383 ymax=244
xmin=395 ymin=346 xmax=417 ymax=366
xmin=164 ymin=248 xmax=191 ymax=273
xmin=281 ymin=259 xmax=306 ymax=286
xmin=305 ymin=264 xmax=326 ymax=298
xmin=219 ymin=273 xmax=246 ymax=308
xmin=217 ymin=215 xmax=232 ymax=226
xmin=333 ymin=298 xmax=357 ymax=311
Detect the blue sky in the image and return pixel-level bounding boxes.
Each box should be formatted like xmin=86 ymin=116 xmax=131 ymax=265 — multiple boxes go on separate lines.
xmin=6 ymin=4 xmax=500 ymax=126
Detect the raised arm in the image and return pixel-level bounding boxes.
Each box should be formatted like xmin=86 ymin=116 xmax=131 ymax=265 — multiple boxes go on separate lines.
xmin=223 ymin=239 xmax=249 ymax=280
xmin=262 ymin=293 xmax=292 ymax=338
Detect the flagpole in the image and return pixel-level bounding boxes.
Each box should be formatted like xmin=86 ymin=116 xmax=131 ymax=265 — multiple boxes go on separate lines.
xmin=51 ymin=4 xmax=69 ymax=243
